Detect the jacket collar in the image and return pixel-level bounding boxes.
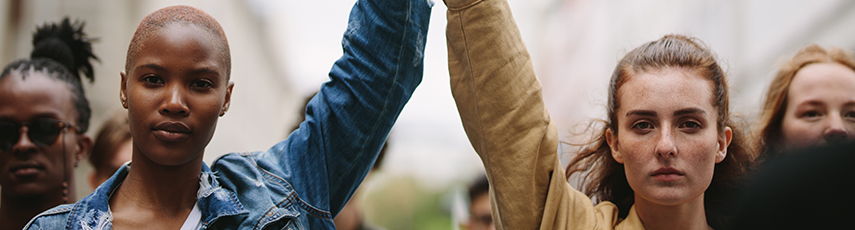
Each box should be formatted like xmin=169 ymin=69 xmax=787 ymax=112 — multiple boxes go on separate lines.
xmin=616 ymin=205 xmax=645 ymax=230
xmin=71 ymin=162 xmax=249 ymax=230
xmin=196 ymin=163 xmax=249 ymax=227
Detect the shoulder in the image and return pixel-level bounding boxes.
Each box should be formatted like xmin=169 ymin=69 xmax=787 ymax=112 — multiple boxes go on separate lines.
xmin=210 ymin=151 xmax=297 ymax=192
xmin=24 ymin=204 xmax=75 ymax=229
xmin=211 ymin=151 xmax=283 ymax=175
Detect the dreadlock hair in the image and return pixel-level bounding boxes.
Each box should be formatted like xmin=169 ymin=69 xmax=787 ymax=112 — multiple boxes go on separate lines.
xmin=1 ymin=17 xmax=98 ymax=133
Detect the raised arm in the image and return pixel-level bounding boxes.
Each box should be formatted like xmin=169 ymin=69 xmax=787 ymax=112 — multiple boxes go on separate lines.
xmin=445 ymin=0 xmax=611 ymax=229
xmin=271 ymin=0 xmax=431 ymax=217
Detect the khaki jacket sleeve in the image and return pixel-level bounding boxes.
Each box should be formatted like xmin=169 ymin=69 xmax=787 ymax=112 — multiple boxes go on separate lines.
xmin=445 ymin=0 xmax=619 ymax=229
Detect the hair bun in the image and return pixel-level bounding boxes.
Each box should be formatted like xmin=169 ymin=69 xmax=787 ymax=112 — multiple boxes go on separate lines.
xmin=30 ymin=17 xmax=98 ymax=82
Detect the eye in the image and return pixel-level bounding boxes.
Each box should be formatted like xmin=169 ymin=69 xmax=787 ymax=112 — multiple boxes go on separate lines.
xmin=679 ymin=121 xmax=702 ymax=131
xmin=190 ymin=80 xmax=213 ymax=88
xmin=142 ymin=75 xmax=163 ymax=85
xmin=799 ymin=110 xmax=823 ymax=121
xmin=844 ymin=111 xmax=855 ymax=122
xmin=632 ymin=121 xmax=653 ymax=131
xmin=804 ymin=111 xmax=821 ymax=118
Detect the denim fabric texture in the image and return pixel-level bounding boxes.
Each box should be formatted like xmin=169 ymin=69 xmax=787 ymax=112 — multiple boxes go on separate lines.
xmin=24 ymin=0 xmax=432 ymax=228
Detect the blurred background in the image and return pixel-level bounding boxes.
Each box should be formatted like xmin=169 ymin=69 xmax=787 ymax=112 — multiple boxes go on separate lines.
xmin=2 ymin=0 xmax=854 ymax=229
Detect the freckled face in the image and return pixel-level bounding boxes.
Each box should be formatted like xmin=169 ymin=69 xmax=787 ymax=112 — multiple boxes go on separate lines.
xmin=121 ymin=23 xmax=233 ymax=166
xmin=607 ymin=69 xmax=729 ymax=206
xmin=781 ymin=62 xmax=855 ymax=150
xmin=0 ymin=72 xmax=80 ymax=197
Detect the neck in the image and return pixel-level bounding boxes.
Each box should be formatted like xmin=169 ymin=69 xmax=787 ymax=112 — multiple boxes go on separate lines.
xmin=634 ymin=193 xmax=712 ymax=230
xmin=109 ymin=152 xmax=202 ymax=216
xmin=0 ymin=191 xmax=64 ymax=230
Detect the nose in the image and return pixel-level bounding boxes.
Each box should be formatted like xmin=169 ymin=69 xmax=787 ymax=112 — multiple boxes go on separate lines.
xmin=160 ymin=84 xmax=189 ymax=116
xmin=12 ymin=126 xmax=38 ymax=156
xmin=656 ymin=126 xmax=678 ymax=158
xmin=823 ymin=114 xmax=850 ymax=143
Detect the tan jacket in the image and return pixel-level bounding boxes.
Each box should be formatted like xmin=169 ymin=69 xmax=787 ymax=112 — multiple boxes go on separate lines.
xmin=444 ymin=0 xmax=645 ymax=229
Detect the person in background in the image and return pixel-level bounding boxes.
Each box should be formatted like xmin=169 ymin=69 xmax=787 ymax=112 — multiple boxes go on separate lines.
xmin=754 ymin=44 xmax=855 ymax=159
xmin=728 ymin=141 xmax=855 ymax=230
xmin=464 ymin=175 xmax=494 ymax=230
xmin=87 ymin=109 xmax=132 ymax=190
xmin=0 ymin=18 xmax=97 ymax=230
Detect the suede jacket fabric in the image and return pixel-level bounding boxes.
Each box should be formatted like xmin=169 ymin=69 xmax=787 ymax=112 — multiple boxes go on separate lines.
xmin=444 ymin=0 xmax=645 ymax=229
xmin=24 ymin=0 xmax=432 ymax=229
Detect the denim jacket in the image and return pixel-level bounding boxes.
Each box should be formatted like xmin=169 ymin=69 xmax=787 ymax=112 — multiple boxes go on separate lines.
xmin=24 ymin=0 xmax=432 ymax=228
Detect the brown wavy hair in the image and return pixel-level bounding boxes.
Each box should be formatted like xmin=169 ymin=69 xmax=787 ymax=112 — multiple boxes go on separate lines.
xmin=754 ymin=44 xmax=855 ymax=159
xmin=564 ymin=34 xmax=754 ymax=228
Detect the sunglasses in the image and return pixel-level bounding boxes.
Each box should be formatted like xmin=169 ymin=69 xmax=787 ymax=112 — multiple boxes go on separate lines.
xmin=0 ymin=118 xmax=77 ymax=152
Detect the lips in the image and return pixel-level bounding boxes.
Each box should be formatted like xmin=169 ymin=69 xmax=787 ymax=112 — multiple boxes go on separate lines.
xmin=651 ymin=167 xmax=684 ymax=182
xmin=152 ymin=121 xmax=192 ymax=142
xmin=9 ymin=161 xmax=45 ymax=177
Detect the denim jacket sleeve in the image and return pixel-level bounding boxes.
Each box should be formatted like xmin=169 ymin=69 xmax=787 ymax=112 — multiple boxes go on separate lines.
xmin=445 ymin=0 xmax=619 ymax=229
xmin=263 ymin=0 xmax=432 ymax=217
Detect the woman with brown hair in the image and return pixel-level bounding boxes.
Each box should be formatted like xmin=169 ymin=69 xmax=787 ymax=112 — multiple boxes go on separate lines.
xmin=562 ymin=35 xmax=754 ymax=228
xmin=444 ymin=0 xmax=753 ymax=229
xmin=754 ymin=44 xmax=855 ymax=158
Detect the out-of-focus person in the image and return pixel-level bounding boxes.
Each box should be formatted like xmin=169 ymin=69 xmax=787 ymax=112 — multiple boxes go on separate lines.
xmin=87 ymin=110 xmax=132 ymax=190
xmin=754 ymin=44 xmax=855 ymax=159
xmin=464 ymin=175 xmax=494 ymax=230
xmin=0 ymin=18 xmax=97 ymax=230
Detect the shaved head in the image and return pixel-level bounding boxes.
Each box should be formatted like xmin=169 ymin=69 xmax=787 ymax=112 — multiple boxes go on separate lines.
xmin=125 ymin=5 xmax=231 ymax=77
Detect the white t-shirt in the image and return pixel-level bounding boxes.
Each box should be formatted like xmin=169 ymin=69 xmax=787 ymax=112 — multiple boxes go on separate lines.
xmin=179 ymin=203 xmax=203 ymax=230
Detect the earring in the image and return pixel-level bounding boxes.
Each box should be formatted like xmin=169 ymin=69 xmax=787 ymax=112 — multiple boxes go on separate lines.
xmin=62 ymin=181 xmax=69 ymax=203
xmin=122 ymin=101 xmax=127 ymax=108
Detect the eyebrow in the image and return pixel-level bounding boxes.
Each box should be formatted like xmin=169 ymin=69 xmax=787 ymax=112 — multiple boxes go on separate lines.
xmin=798 ymin=100 xmax=824 ymax=105
xmin=626 ymin=110 xmax=656 ymax=117
xmin=135 ymin=63 xmax=166 ymax=72
xmin=135 ymin=64 xmax=221 ymax=77
xmin=0 ymin=112 xmax=61 ymax=122
xmin=625 ymin=108 xmax=707 ymax=117
xmin=189 ymin=67 xmax=221 ymax=76
xmin=673 ymin=107 xmax=707 ymax=117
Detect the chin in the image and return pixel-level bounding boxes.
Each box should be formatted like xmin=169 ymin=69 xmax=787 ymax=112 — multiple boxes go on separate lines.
xmin=142 ymin=147 xmax=203 ymax=167
xmin=642 ymin=189 xmax=698 ymax=206
xmin=7 ymin=183 xmax=53 ymax=197
xmin=651 ymin=195 xmax=690 ymax=206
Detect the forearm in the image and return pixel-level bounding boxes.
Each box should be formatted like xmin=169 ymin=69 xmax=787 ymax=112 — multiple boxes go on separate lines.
xmin=446 ymin=0 xmax=560 ymax=228
xmin=314 ymin=0 xmax=432 ymax=215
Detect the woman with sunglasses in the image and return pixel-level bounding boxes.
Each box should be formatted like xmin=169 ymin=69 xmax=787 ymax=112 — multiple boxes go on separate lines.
xmin=0 ymin=18 xmax=97 ymax=230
